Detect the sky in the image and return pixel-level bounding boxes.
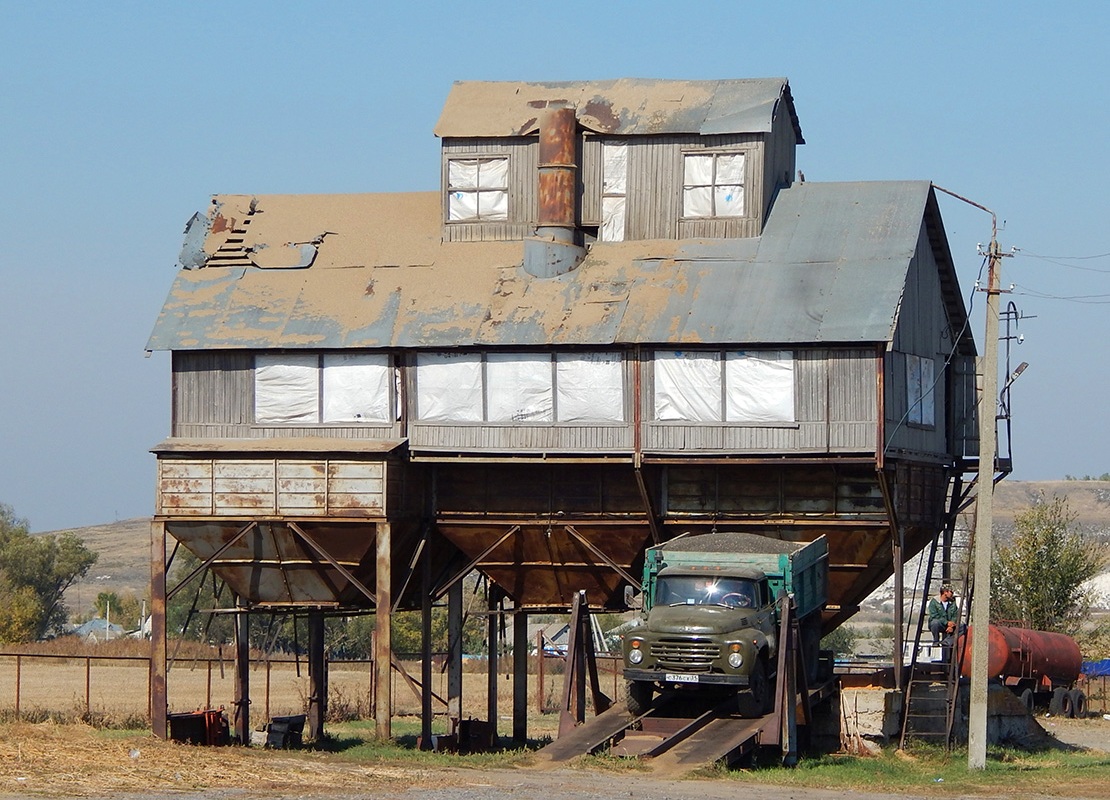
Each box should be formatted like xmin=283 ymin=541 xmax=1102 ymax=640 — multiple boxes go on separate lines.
xmin=1 ymin=2 xmax=1107 ymax=533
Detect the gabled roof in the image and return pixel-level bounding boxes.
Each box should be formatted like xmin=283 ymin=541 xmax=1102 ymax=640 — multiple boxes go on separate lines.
xmin=434 ymin=78 xmax=804 ymax=142
xmin=146 ymin=182 xmax=970 ymax=354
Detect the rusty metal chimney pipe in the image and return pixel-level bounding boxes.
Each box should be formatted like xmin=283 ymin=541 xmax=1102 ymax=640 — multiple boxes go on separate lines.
xmin=524 ymin=106 xmax=586 ymax=278
xmin=537 ymin=107 xmax=578 ymax=243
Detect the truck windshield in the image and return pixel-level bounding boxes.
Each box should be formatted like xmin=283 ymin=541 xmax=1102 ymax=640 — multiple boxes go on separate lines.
xmin=655 ymin=575 xmax=759 ymax=608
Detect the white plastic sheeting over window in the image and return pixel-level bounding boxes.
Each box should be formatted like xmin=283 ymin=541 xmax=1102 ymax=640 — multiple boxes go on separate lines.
xmin=725 ymin=351 xmax=794 ymax=422
xmin=654 ymin=351 xmax=722 ymax=421
xmin=654 ymin=350 xmax=795 ymax=423
xmin=600 ymin=142 xmax=628 ymax=242
xmin=906 ymin=354 xmax=936 ymax=426
xmin=416 ymin=353 xmax=483 ymax=421
xmin=682 ymin=152 xmax=745 ymax=218
xmin=487 ymin=353 xmax=554 ymax=422
xmin=556 ymin=352 xmax=624 ymax=422
xmin=414 ymin=351 xmax=625 ymax=423
xmin=322 ymin=354 xmax=391 ymax=423
xmin=447 ymin=157 xmax=509 ymax=221
xmin=255 ymin=354 xmax=319 ymax=423
xmin=255 ymin=354 xmax=393 ymax=424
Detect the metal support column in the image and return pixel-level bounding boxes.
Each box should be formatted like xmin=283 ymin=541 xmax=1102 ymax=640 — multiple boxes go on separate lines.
xmin=487 ymin=582 xmax=500 ymax=745
xmin=233 ymin=598 xmax=250 ymax=744
xmin=513 ymin=605 xmax=528 ymax=744
xmin=374 ymin=522 xmax=392 ymax=740
xmin=420 ymin=545 xmax=433 ymax=749
xmin=307 ymin=611 xmax=327 ymax=740
xmin=448 ymin=578 xmax=463 ymax=731
xmin=150 ymin=520 xmax=167 ymax=739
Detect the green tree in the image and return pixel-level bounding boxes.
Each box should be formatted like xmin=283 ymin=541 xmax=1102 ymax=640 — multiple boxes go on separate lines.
xmin=990 ymin=496 xmax=1107 ymax=635
xmin=94 ymin=590 xmax=145 ymax=630
xmin=0 ymin=503 xmax=98 ymax=641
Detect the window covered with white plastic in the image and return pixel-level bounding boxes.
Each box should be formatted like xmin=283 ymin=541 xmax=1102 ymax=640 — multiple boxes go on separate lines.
xmin=682 ymin=152 xmax=746 ymax=218
xmin=415 ymin=352 xmax=625 ymax=423
xmin=254 ymin=353 xmax=393 ymax=424
xmin=653 ymin=350 xmax=794 ymax=422
xmin=600 ymin=141 xmax=628 ymax=242
xmin=905 ymin=353 xmax=936 ymax=427
xmin=447 ymin=157 xmax=509 ymax=221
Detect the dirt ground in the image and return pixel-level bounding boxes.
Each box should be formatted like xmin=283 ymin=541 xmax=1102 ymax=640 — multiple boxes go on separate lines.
xmin=1 ymin=716 xmax=1109 ymax=800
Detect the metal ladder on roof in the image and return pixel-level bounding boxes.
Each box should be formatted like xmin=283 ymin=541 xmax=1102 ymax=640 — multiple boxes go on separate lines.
xmin=899 ymin=490 xmax=975 ymax=749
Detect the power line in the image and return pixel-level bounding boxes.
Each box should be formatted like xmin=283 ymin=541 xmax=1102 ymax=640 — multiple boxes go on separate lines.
xmin=1014 ymin=252 xmax=1110 ymax=274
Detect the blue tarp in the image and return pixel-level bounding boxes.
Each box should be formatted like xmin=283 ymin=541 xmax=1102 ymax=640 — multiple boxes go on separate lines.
xmin=1082 ymin=660 xmax=1110 ymax=677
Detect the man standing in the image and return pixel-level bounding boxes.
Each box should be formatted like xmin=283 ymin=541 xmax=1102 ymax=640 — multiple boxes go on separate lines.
xmin=928 ymin=584 xmax=959 ymax=645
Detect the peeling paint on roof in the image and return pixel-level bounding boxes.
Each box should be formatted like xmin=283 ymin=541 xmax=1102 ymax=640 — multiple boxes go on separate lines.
xmin=146 ymin=182 xmax=971 ymax=354
xmin=434 ymin=78 xmax=804 ymax=143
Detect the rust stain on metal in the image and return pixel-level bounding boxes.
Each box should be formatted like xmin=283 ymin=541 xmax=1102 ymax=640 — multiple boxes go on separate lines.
xmin=210 ymin=214 xmax=233 ymax=234
xmin=581 ymin=99 xmax=620 ymax=133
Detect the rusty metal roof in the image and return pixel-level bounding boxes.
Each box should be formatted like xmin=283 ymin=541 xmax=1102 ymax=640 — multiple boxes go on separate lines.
xmin=434 ymin=78 xmax=804 ymax=143
xmin=147 ymin=181 xmax=971 ymax=353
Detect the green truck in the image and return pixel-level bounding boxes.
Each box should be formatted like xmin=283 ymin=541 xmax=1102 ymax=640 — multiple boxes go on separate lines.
xmin=622 ymin=532 xmax=829 ymax=717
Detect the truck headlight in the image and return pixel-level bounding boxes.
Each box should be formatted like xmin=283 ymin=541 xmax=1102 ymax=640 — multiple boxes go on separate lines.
xmin=627 ymin=639 xmax=644 ymax=664
xmin=728 ymin=644 xmax=743 ymax=669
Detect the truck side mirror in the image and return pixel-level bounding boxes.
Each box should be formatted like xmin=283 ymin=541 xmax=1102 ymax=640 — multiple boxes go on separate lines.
xmin=624 ymin=585 xmax=642 ymax=610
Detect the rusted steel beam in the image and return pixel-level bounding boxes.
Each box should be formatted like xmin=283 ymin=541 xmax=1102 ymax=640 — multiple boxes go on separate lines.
xmin=563 ymin=525 xmax=641 ymax=590
xmin=307 ymin=612 xmax=326 ymax=741
xmin=513 ymin=606 xmax=528 ymax=744
xmin=433 ymin=525 xmax=520 ymax=600
xmin=166 ymin=521 xmax=258 ymax=601
xmin=287 ymin=522 xmax=377 ymax=605
xmin=393 ymin=529 xmax=428 ymax=614
xmin=420 ymin=547 xmax=433 ymax=750
xmin=233 ymin=601 xmax=250 ymax=744
xmin=634 ymin=466 xmax=661 ymax=545
xmin=150 ymin=520 xmax=167 ymax=739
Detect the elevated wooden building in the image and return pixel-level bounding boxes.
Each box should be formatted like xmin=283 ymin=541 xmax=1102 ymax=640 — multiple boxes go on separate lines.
xmin=146 ymin=78 xmax=980 ymax=742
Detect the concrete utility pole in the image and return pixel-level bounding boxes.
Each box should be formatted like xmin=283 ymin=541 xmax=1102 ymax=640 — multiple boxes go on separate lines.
xmin=968 ymin=233 xmax=1005 ymax=770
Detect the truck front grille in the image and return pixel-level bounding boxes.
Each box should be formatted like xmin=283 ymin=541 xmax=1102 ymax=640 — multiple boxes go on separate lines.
xmin=650 ymin=638 xmax=720 ymax=671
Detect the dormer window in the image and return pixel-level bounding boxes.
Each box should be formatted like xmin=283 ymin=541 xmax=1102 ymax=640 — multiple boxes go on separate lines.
xmin=682 ymin=152 xmax=746 ymax=218
xmin=447 ymin=157 xmax=509 ymax=221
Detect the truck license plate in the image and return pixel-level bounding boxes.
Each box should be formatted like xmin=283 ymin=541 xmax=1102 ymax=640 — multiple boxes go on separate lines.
xmin=665 ymin=673 xmax=699 ymax=683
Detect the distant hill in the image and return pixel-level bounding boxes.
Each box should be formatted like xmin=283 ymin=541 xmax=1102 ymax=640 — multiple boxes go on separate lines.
xmin=41 ymin=479 xmax=1110 ymax=618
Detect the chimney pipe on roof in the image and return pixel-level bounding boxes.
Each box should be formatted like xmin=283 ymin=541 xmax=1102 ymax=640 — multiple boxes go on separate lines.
xmin=524 ymin=106 xmax=586 ymax=277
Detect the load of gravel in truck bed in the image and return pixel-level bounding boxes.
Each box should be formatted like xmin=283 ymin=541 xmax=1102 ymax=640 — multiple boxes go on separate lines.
xmin=658 ymin=531 xmax=806 ymax=554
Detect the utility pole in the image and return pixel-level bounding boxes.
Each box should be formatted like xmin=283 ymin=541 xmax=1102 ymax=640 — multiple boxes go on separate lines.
xmin=930 ymin=183 xmax=1007 ymax=770
xmin=968 ymin=232 xmax=1009 ymax=769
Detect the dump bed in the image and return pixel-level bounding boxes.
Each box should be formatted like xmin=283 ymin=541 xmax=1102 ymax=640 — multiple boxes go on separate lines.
xmin=643 ymin=532 xmax=828 ymax=619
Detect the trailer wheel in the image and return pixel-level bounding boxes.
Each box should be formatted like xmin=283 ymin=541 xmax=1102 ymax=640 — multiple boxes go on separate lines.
xmin=1049 ymin=686 xmax=1068 ymax=716
xmin=1068 ymin=689 xmax=1087 ymax=718
xmin=626 ymin=680 xmax=653 ymax=716
xmin=1018 ymin=688 xmax=1034 ymax=712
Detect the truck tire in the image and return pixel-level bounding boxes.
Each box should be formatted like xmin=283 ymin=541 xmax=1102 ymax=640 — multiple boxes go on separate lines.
xmin=1067 ymin=689 xmax=1087 ymax=718
xmin=626 ymin=680 xmax=653 ymax=716
xmin=1049 ymin=686 xmax=1067 ymax=716
xmin=737 ymin=657 xmax=770 ymax=718
xmin=1018 ymin=687 xmax=1034 ymax=712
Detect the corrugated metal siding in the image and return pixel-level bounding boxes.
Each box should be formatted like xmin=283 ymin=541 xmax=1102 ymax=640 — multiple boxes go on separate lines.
xmin=442 ymin=137 xmax=537 ymax=242
xmin=172 ymin=351 xmax=403 ymax=440
xmin=641 ymin=348 xmax=876 ymax=454
xmin=158 ymin=458 xmax=387 ymax=517
xmin=580 ymin=136 xmax=602 ymax=226
xmin=886 ymin=225 xmax=952 ymax=458
xmin=409 ymin=423 xmax=633 ymax=452
xmin=761 ymin=103 xmax=798 ymax=217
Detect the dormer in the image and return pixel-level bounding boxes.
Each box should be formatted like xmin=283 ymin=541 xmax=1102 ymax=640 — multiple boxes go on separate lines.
xmin=434 ymin=78 xmax=804 ymax=244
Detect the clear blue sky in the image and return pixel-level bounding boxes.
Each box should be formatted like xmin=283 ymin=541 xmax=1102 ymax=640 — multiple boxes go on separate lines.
xmin=2 ymin=2 xmax=1107 ymax=532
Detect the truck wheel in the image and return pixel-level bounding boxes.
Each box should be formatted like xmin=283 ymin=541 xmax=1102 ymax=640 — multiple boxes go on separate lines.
xmin=738 ymin=658 xmax=770 ymax=718
xmin=1049 ymin=686 xmax=1068 ymax=716
xmin=1018 ymin=688 xmax=1034 ymax=712
xmin=1068 ymin=689 xmax=1087 ymax=718
xmin=626 ymin=681 xmax=653 ymax=716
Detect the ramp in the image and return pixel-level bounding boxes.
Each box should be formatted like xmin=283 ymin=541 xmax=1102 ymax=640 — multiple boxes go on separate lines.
xmin=532 ymin=703 xmax=637 ymax=763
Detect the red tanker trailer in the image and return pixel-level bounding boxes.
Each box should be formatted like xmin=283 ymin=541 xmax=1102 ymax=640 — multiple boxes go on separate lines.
xmin=957 ymin=624 xmax=1086 ymax=717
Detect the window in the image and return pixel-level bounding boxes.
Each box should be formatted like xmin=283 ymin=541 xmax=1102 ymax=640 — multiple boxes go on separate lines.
xmin=653 ymin=350 xmax=794 ymax=423
xmin=415 ymin=352 xmax=624 ymax=423
xmin=254 ymin=353 xmax=393 ymax=424
xmin=905 ymin=353 xmax=936 ymax=427
xmin=447 ymin=157 xmax=509 ymax=221
xmin=682 ymin=152 xmax=746 ymax=218
xmin=600 ymin=141 xmax=628 ymax=242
